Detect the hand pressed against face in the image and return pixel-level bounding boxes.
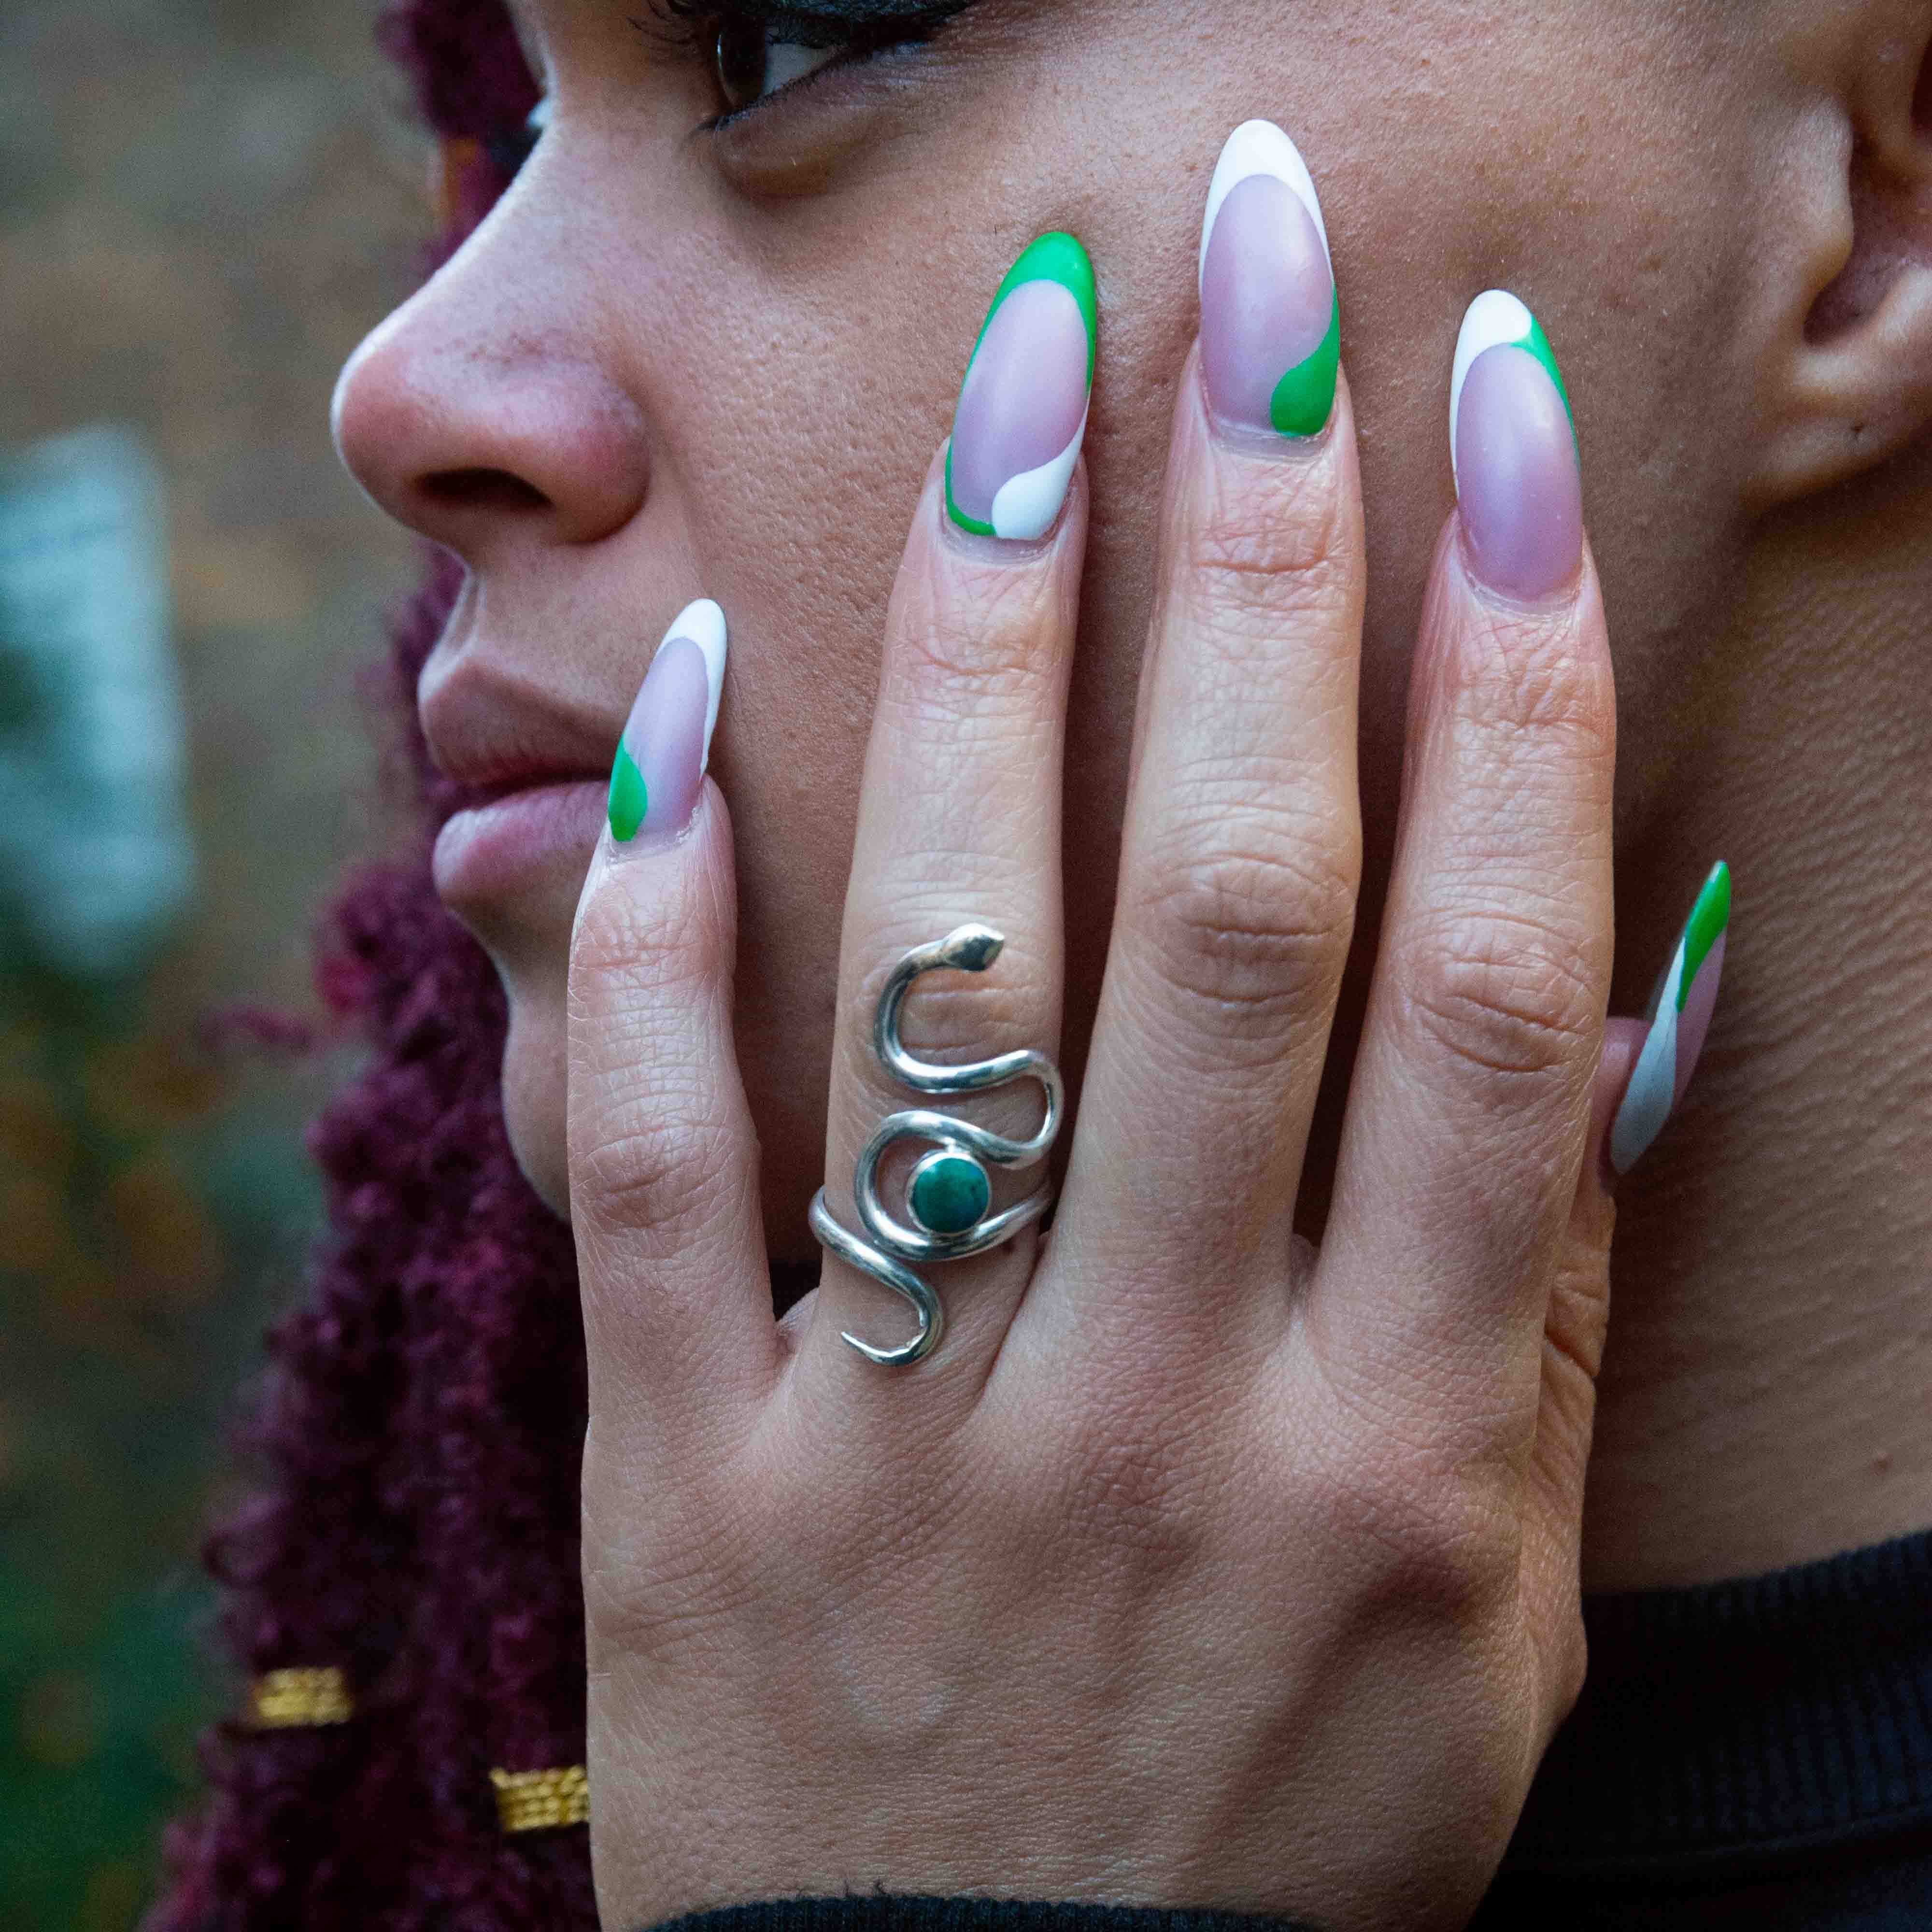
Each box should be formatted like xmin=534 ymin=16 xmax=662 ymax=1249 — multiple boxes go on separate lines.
xmin=333 ymin=0 xmax=1781 ymax=1227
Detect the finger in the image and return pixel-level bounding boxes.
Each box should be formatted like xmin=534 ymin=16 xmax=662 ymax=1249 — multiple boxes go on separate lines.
xmin=1605 ymin=861 xmax=1732 ymax=1178
xmin=1508 ymin=1028 xmax=1630 ymax=1726
xmin=808 ymin=231 xmax=1094 ymax=1379
xmin=1316 ymin=291 xmax=1615 ymax=1438
xmin=570 ymin=602 xmax=775 ymax=1447
xmin=1051 ymin=123 xmax=1364 ymax=1345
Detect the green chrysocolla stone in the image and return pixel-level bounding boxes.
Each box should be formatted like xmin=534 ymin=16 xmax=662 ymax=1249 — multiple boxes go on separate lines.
xmin=909 ymin=1152 xmax=990 ymax=1236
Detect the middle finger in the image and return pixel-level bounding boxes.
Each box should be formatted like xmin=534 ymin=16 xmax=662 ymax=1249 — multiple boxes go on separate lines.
xmin=1050 ymin=122 xmax=1364 ymax=1349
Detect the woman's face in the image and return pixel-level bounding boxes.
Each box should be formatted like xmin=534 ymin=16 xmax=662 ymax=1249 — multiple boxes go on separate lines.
xmin=335 ymin=0 xmax=1767 ymax=1232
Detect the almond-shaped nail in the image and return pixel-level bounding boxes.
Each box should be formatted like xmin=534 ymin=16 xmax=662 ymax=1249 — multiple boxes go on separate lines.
xmin=1609 ymin=861 xmax=1731 ymax=1174
xmin=1198 ymin=120 xmax=1339 ymax=438
xmin=945 ymin=231 xmax=1096 ymax=541
xmin=608 ymin=597 xmax=727 ymax=844
xmin=1450 ymin=290 xmax=1582 ymax=600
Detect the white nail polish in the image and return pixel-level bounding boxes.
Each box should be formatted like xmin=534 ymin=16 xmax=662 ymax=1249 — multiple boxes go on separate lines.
xmin=1198 ymin=119 xmax=1331 ymax=295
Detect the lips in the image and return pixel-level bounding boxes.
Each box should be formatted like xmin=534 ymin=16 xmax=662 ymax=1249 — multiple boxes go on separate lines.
xmin=421 ymin=662 xmax=616 ymax=799
xmin=432 ymin=775 xmax=609 ymax=915
xmin=419 ymin=628 xmax=625 ymax=917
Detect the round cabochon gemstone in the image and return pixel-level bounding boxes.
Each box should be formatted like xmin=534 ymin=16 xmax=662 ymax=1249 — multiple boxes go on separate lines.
xmin=909 ymin=1150 xmax=991 ymax=1236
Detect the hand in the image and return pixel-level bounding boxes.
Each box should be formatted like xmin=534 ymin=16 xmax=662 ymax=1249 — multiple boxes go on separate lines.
xmin=570 ymin=139 xmax=1623 ymax=1932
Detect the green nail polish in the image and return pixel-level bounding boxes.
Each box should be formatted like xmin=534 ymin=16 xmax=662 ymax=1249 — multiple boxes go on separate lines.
xmin=1270 ymin=288 xmax=1341 ymax=438
xmin=608 ymin=740 xmax=648 ymax=843
xmin=944 ymin=232 xmax=1097 ymax=540
xmin=1608 ymin=862 xmax=1732 ymax=1175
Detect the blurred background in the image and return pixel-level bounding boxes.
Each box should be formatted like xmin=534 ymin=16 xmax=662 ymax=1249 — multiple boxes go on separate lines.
xmin=1 ymin=3 xmax=431 ymax=1922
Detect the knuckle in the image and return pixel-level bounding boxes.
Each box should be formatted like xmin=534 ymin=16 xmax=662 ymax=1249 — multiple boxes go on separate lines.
xmin=1177 ymin=454 xmax=1357 ymax=615
xmin=895 ymin=569 xmax=1062 ymax=710
xmin=1544 ymin=1245 xmax=1613 ymax=1391
xmin=575 ymin=1111 xmax=746 ymax=1243
xmin=1035 ymin=1388 xmax=1221 ymax=1591
xmin=572 ymin=866 xmax=729 ymax=1006
xmin=1398 ymin=906 xmax=1603 ymax=1086
xmin=1061 ymin=1435 xmax=1207 ymax=1585
xmin=858 ymin=910 xmax=1053 ymax=1060
xmin=1312 ymin=1444 xmax=1520 ymax=1631
xmin=1447 ymin=609 xmax=1616 ymax=753
xmin=1129 ymin=801 xmax=1360 ymax=1041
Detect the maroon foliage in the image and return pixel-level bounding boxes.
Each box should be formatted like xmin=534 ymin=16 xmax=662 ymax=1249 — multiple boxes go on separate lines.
xmin=147 ymin=7 xmax=597 ymax=1925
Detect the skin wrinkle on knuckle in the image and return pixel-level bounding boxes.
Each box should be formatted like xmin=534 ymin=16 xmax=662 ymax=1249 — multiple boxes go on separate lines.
xmin=889 ymin=974 xmax=1048 ymax=1062
xmin=1174 ymin=433 xmax=1353 ymax=590
xmin=1394 ymin=905 xmax=1604 ymax=1088
xmin=1298 ymin=1432 xmax=1524 ymax=1634
xmin=883 ymin=648 xmax=1060 ymax=733
xmin=853 ymin=831 xmax=1053 ymax=922
xmin=575 ymin=1114 xmax=745 ymax=1242
xmin=1542 ymin=1254 xmax=1613 ymax=1392
xmin=1437 ymin=612 xmax=1615 ymax=763
xmin=875 ymin=700 xmax=1059 ymax=810
xmin=1125 ymin=801 xmax=1361 ymax=1032
xmin=571 ymin=878 xmax=730 ymax=1009
xmin=889 ymin=568 xmax=1065 ymax=697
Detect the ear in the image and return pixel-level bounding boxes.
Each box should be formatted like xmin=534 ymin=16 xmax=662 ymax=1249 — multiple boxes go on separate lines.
xmin=1748 ymin=0 xmax=1932 ymax=507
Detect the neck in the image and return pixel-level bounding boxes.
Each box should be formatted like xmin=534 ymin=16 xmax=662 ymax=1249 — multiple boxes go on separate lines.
xmin=1581 ymin=447 xmax=1932 ymax=1590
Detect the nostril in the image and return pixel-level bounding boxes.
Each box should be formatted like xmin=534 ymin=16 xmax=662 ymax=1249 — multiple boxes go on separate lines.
xmin=420 ymin=468 xmax=552 ymax=512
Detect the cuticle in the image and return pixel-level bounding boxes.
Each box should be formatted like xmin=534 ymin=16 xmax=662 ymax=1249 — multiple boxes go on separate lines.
xmin=1196 ymin=361 xmax=1336 ymax=460
xmin=1451 ymin=516 xmax=1585 ymax=615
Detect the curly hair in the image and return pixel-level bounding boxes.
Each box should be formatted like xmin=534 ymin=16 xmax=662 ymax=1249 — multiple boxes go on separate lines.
xmin=145 ymin=6 xmax=599 ymax=1924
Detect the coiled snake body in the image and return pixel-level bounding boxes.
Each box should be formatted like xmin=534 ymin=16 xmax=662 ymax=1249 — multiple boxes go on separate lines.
xmin=808 ymin=924 xmax=1064 ymax=1366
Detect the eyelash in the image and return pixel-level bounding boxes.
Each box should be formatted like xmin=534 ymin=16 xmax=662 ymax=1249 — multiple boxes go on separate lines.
xmin=633 ymin=0 xmax=966 ymax=126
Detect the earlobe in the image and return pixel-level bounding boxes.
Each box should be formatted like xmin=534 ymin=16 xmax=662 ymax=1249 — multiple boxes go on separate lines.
xmin=1747 ymin=4 xmax=1932 ymax=509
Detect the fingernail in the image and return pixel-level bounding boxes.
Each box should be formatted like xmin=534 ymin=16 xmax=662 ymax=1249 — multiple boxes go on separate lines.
xmin=1198 ymin=120 xmax=1339 ymax=438
xmin=945 ymin=231 xmax=1096 ymax=541
xmin=1609 ymin=862 xmax=1731 ymax=1175
xmin=608 ymin=598 xmax=727 ymax=844
xmin=1450 ymin=290 xmax=1582 ymax=601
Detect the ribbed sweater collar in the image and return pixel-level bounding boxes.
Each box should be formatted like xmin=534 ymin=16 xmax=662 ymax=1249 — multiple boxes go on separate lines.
xmin=1505 ymin=1525 xmax=1932 ymax=1875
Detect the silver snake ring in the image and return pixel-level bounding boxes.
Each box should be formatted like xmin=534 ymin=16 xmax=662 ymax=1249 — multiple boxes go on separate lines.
xmin=808 ymin=923 xmax=1064 ymax=1367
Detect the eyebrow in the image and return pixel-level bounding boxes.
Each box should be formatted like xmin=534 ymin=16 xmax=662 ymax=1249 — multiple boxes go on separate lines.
xmin=640 ymin=0 xmax=975 ymax=19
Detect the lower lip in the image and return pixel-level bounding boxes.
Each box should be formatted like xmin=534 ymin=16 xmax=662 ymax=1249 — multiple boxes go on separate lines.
xmin=432 ymin=778 xmax=607 ymax=908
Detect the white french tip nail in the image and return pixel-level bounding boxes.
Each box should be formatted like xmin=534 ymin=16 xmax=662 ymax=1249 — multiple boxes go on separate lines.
xmin=1198 ymin=118 xmax=1331 ymax=293
xmin=658 ymin=597 xmax=727 ymax=766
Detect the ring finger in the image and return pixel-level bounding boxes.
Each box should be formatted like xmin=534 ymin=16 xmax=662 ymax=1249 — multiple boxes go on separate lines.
xmin=805 ymin=233 xmax=1094 ymax=1383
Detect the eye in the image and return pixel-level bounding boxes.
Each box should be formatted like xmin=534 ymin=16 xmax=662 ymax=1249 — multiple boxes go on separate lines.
xmin=639 ymin=2 xmax=971 ymax=127
xmin=712 ymin=16 xmax=842 ymax=113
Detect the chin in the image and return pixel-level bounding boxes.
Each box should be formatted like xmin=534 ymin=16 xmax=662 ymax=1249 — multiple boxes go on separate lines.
xmin=499 ymin=983 xmax=573 ymax=1221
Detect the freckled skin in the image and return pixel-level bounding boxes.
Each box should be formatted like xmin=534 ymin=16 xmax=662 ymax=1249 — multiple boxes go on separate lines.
xmin=334 ymin=0 xmax=1932 ymax=1589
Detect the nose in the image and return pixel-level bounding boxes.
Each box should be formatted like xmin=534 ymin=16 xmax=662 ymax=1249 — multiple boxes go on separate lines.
xmin=331 ymin=212 xmax=650 ymax=559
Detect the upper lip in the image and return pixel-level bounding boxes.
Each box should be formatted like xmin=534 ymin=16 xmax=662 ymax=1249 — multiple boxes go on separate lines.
xmin=419 ymin=649 xmax=620 ymax=804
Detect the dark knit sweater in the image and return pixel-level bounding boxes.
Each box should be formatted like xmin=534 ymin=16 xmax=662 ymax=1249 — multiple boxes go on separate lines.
xmin=650 ymin=1526 xmax=1932 ymax=1932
